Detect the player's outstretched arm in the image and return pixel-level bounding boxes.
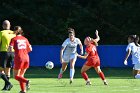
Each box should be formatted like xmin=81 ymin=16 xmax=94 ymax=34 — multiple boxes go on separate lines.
xmin=77 ymin=52 xmax=89 ymax=59
xmin=94 ymin=30 xmax=100 ymax=42
xmin=90 ymin=30 xmax=100 ymax=46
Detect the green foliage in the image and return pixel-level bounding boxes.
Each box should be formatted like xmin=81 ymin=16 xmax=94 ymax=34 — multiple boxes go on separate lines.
xmin=0 ymin=0 xmax=140 ymax=45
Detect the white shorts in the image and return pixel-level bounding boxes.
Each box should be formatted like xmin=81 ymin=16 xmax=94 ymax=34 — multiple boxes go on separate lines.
xmin=62 ymin=53 xmax=77 ymax=63
xmin=133 ymin=63 xmax=140 ymax=70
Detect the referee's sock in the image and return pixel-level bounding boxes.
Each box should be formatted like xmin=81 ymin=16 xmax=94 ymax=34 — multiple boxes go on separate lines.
xmin=0 ymin=73 xmax=10 ymax=84
xmin=6 ymin=75 xmax=10 ymax=80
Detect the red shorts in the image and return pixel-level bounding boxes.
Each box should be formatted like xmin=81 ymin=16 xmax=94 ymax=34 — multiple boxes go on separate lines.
xmin=85 ymin=58 xmax=100 ymax=67
xmin=14 ymin=57 xmax=29 ymax=70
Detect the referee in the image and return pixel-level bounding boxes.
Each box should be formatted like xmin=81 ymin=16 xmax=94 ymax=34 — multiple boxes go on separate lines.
xmin=0 ymin=20 xmax=15 ymax=91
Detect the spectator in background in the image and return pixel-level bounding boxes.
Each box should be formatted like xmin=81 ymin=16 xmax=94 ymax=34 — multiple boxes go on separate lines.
xmin=77 ymin=30 xmax=108 ymax=85
xmin=58 ymin=28 xmax=83 ymax=84
xmin=124 ymin=35 xmax=140 ymax=79
xmin=0 ymin=20 xmax=15 ymax=91
xmin=9 ymin=26 xmax=32 ymax=93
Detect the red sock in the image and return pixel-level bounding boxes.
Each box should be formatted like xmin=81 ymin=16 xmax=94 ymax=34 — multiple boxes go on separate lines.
xmin=98 ymin=72 xmax=105 ymax=80
xmin=15 ymin=76 xmax=27 ymax=83
xmin=81 ymin=72 xmax=88 ymax=81
xmin=19 ymin=81 xmax=25 ymax=92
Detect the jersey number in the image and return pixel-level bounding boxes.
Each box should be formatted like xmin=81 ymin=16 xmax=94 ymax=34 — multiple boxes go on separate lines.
xmin=17 ymin=40 xmax=26 ymax=49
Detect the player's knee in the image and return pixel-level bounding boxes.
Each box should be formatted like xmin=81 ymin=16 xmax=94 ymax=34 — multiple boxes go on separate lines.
xmin=14 ymin=75 xmax=19 ymax=80
xmin=96 ymin=69 xmax=102 ymax=74
xmin=81 ymin=69 xmax=85 ymax=73
xmin=70 ymin=66 xmax=74 ymax=69
xmin=62 ymin=68 xmax=66 ymax=71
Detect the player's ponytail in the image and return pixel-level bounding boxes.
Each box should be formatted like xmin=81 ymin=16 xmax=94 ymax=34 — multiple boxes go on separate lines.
xmin=134 ymin=35 xmax=140 ymax=46
xmin=14 ymin=26 xmax=24 ymax=35
xmin=128 ymin=35 xmax=139 ymax=46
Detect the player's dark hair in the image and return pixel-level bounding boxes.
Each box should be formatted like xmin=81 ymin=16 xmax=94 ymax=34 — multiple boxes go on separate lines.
xmin=68 ymin=28 xmax=75 ymax=35
xmin=14 ymin=26 xmax=24 ymax=35
xmin=128 ymin=35 xmax=139 ymax=46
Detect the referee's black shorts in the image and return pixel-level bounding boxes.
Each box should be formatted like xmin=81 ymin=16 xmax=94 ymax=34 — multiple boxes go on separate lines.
xmin=0 ymin=52 xmax=14 ymax=68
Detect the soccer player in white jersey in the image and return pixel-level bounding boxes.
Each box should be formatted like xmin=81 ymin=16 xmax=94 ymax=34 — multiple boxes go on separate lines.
xmin=124 ymin=35 xmax=140 ymax=79
xmin=58 ymin=28 xmax=83 ymax=83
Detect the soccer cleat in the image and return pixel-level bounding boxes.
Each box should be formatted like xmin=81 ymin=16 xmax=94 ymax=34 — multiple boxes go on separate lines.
xmin=2 ymin=83 xmax=13 ymax=91
xmin=104 ymin=81 xmax=108 ymax=85
xmin=70 ymin=80 xmax=73 ymax=84
xmin=26 ymin=80 xmax=30 ymax=91
xmin=1 ymin=84 xmax=6 ymax=91
xmin=86 ymin=81 xmax=91 ymax=85
xmin=58 ymin=73 xmax=62 ymax=79
xmin=7 ymin=84 xmax=13 ymax=91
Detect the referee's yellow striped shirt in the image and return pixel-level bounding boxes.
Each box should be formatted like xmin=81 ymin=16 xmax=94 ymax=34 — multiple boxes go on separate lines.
xmin=0 ymin=30 xmax=16 ymax=52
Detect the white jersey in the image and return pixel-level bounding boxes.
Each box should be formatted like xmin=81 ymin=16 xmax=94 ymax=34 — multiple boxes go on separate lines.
xmin=62 ymin=38 xmax=82 ymax=55
xmin=126 ymin=42 xmax=140 ymax=64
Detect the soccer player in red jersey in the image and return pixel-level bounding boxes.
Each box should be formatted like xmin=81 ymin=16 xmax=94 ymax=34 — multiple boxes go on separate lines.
xmin=77 ymin=30 xmax=108 ymax=85
xmin=9 ymin=26 xmax=32 ymax=93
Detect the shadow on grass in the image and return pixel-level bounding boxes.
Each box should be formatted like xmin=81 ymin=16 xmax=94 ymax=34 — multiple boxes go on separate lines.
xmin=22 ymin=66 xmax=133 ymax=79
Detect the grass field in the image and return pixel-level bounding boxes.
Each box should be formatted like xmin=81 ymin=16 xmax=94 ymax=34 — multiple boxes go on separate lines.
xmin=0 ymin=67 xmax=140 ymax=93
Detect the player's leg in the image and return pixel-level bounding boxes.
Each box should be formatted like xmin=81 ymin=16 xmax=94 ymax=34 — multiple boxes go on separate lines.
xmin=69 ymin=54 xmax=77 ymax=83
xmin=69 ymin=59 xmax=75 ymax=84
xmin=58 ymin=54 xmax=69 ymax=79
xmin=5 ymin=68 xmax=10 ymax=80
xmin=5 ymin=52 xmax=14 ymax=80
xmin=0 ymin=52 xmax=13 ymax=90
xmin=14 ymin=69 xmax=28 ymax=93
xmin=138 ymin=70 xmax=140 ymax=74
xmin=81 ymin=64 xmax=91 ymax=85
xmin=14 ymin=69 xmax=25 ymax=92
xmin=135 ymin=69 xmax=140 ymax=79
xmin=133 ymin=69 xmax=138 ymax=78
xmin=14 ymin=60 xmax=29 ymax=92
xmin=0 ymin=67 xmax=13 ymax=91
xmin=19 ymin=61 xmax=29 ymax=92
xmin=20 ymin=68 xmax=30 ymax=91
xmin=58 ymin=62 xmax=68 ymax=79
xmin=133 ymin=63 xmax=140 ymax=79
xmin=94 ymin=66 xmax=108 ymax=85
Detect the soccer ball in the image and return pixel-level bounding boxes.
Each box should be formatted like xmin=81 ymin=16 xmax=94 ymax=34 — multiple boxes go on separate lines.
xmin=45 ymin=61 xmax=54 ymax=69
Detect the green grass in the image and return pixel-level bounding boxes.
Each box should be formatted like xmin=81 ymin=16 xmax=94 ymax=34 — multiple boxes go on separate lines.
xmin=0 ymin=67 xmax=140 ymax=93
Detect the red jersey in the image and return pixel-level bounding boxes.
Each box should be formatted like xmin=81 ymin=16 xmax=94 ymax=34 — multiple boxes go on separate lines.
xmin=84 ymin=43 xmax=100 ymax=67
xmin=10 ymin=35 xmax=31 ymax=63
xmin=85 ymin=43 xmax=99 ymax=61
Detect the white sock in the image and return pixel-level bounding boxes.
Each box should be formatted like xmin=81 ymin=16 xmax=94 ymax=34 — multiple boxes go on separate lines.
xmin=70 ymin=68 xmax=75 ymax=80
xmin=135 ymin=74 xmax=140 ymax=79
xmin=103 ymin=79 xmax=107 ymax=82
xmin=59 ymin=68 xmax=64 ymax=74
xmin=86 ymin=79 xmax=90 ymax=82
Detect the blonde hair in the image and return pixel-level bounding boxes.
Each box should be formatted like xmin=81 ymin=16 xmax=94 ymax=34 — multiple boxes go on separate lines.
xmin=85 ymin=37 xmax=98 ymax=46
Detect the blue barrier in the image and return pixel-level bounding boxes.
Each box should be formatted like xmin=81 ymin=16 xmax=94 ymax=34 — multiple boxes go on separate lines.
xmin=29 ymin=45 xmax=132 ymax=67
